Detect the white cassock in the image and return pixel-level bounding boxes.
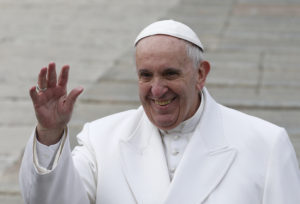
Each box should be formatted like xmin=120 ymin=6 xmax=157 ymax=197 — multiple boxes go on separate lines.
xmin=19 ymin=88 xmax=300 ymax=204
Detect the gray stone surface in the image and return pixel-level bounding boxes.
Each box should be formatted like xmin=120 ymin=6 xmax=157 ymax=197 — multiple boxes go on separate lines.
xmin=0 ymin=0 xmax=179 ymax=202
xmin=1 ymin=0 xmax=300 ymax=202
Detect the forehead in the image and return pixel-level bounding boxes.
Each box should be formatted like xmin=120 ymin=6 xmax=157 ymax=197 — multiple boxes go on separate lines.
xmin=135 ymin=35 xmax=194 ymax=73
xmin=136 ymin=35 xmax=187 ymax=55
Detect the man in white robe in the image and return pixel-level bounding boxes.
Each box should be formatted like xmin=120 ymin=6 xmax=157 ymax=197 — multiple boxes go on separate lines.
xmin=19 ymin=20 xmax=300 ymax=204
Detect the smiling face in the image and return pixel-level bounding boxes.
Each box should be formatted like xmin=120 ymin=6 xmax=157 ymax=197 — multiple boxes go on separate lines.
xmin=135 ymin=35 xmax=209 ymax=130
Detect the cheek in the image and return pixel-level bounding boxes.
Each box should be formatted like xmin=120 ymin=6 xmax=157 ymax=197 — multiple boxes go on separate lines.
xmin=177 ymin=83 xmax=197 ymax=106
xmin=138 ymin=83 xmax=149 ymax=99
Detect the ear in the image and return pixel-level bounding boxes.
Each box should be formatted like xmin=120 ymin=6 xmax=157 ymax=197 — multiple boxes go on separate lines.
xmin=196 ymin=61 xmax=210 ymax=91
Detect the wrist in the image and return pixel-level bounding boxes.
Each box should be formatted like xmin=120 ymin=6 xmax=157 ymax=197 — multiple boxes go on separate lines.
xmin=36 ymin=124 xmax=65 ymax=146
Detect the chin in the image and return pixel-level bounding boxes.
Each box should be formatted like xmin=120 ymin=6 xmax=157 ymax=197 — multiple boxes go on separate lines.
xmin=153 ymin=118 xmax=178 ymax=130
xmin=145 ymin=107 xmax=179 ymax=129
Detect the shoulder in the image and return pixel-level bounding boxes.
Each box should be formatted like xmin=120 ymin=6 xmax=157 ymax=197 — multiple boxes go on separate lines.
xmin=204 ymin=88 xmax=284 ymax=137
xmin=218 ymin=104 xmax=288 ymax=150
xmin=90 ymin=107 xmax=143 ymax=129
xmin=89 ymin=106 xmax=144 ymax=134
xmin=76 ymin=106 xmax=145 ymax=144
xmin=220 ymin=104 xmax=281 ymax=131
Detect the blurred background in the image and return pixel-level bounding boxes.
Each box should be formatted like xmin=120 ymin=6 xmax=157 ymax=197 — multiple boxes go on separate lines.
xmin=0 ymin=0 xmax=299 ymax=203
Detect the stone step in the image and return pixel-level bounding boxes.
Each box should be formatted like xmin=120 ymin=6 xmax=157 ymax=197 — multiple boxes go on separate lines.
xmin=208 ymin=84 xmax=300 ymax=108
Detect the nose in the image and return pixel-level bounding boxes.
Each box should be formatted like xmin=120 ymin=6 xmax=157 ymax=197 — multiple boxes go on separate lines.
xmin=151 ymin=78 xmax=168 ymax=98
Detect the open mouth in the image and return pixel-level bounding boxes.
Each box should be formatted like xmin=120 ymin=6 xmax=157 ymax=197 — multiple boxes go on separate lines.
xmin=154 ymin=97 xmax=176 ymax=106
xmin=155 ymin=99 xmax=171 ymax=106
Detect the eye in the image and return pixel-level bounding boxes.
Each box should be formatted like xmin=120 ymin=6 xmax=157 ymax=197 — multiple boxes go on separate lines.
xmin=138 ymin=70 xmax=153 ymax=81
xmin=163 ymin=69 xmax=180 ymax=79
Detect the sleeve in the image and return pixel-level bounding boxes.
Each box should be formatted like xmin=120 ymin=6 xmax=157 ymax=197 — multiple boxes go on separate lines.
xmin=34 ymin=129 xmax=64 ymax=173
xmin=19 ymin=126 xmax=92 ymax=204
xmin=263 ymin=128 xmax=300 ymax=204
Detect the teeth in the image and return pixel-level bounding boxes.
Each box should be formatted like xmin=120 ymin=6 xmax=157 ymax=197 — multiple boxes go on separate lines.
xmin=155 ymin=99 xmax=171 ymax=106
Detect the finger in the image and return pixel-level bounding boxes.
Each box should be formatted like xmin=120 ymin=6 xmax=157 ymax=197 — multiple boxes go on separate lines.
xmin=29 ymin=86 xmax=39 ymax=104
xmin=65 ymin=87 xmax=84 ymax=108
xmin=58 ymin=65 xmax=70 ymax=88
xmin=47 ymin=62 xmax=57 ymax=88
xmin=38 ymin=67 xmax=47 ymax=89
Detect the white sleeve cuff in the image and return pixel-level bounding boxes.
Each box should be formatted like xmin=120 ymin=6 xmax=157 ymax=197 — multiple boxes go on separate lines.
xmin=33 ymin=127 xmax=68 ymax=174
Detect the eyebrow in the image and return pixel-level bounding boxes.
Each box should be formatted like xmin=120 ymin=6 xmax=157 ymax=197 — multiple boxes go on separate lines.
xmin=137 ymin=67 xmax=182 ymax=75
xmin=162 ymin=68 xmax=182 ymax=74
xmin=137 ymin=69 xmax=151 ymax=74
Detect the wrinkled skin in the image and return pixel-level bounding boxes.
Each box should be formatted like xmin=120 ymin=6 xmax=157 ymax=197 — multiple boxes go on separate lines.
xmin=135 ymin=35 xmax=210 ymax=130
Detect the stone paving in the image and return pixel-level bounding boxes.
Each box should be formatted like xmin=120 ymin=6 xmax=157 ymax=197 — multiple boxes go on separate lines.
xmin=1 ymin=0 xmax=300 ymax=203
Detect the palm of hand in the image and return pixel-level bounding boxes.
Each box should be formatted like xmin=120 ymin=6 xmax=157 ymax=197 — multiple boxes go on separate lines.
xmin=34 ymin=86 xmax=70 ymax=130
xmin=30 ymin=63 xmax=83 ymax=145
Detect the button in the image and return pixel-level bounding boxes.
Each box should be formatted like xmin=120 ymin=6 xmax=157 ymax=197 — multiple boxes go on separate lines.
xmin=173 ymin=135 xmax=180 ymax=140
xmin=172 ymin=149 xmax=179 ymax=156
xmin=170 ymin=166 xmax=176 ymax=173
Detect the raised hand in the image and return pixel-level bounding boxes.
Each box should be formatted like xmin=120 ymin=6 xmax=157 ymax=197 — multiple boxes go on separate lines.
xmin=29 ymin=62 xmax=83 ymax=145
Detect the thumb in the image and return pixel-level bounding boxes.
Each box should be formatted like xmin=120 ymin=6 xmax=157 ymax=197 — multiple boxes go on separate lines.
xmin=65 ymin=86 xmax=84 ymax=108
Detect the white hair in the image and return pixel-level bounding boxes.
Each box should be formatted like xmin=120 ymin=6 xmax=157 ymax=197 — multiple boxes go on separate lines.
xmin=185 ymin=42 xmax=204 ymax=69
